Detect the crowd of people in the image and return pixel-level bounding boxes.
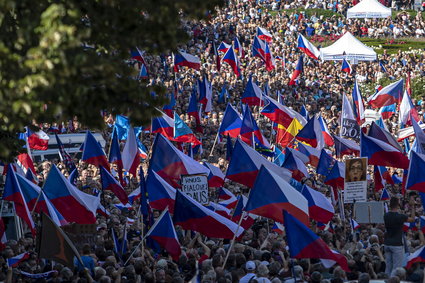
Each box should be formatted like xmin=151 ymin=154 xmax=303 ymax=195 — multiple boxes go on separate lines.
xmin=2 ymin=0 xmax=425 ymax=282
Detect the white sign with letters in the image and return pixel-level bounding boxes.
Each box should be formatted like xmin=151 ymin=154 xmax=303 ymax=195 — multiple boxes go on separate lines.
xmin=181 ymin=174 xmax=209 ymax=205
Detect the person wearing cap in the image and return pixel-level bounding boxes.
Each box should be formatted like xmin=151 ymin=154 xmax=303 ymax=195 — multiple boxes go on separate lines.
xmin=240 ymin=261 xmax=257 ymax=283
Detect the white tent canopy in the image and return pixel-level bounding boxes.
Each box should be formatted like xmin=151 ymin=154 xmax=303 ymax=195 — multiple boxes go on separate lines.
xmin=347 ymin=0 xmax=392 ymax=19
xmin=320 ymin=32 xmax=377 ymax=62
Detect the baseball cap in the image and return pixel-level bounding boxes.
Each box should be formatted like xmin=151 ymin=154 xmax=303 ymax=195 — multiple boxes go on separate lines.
xmin=246 ymin=261 xmax=256 ymax=271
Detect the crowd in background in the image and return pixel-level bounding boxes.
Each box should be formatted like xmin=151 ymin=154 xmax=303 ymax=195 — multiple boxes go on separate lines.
xmin=2 ymin=0 xmax=425 ymax=282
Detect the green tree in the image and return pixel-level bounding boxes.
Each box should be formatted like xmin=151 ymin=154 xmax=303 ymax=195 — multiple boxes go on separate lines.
xmin=0 ymin=0 xmax=222 ymax=161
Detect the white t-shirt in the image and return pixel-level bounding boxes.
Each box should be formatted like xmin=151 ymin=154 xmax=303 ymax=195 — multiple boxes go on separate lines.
xmin=239 ymin=273 xmax=257 ymax=283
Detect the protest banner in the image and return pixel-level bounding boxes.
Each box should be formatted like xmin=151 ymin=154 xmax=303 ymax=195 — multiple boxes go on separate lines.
xmin=181 ymin=174 xmax=209 ymax=205
xmin=344 ymin=157 xmax=367 ymax=203
xmin=341 ymin=118 xmax=360 ymax=141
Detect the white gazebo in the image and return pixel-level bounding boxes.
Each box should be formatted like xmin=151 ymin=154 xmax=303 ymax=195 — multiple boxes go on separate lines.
xmin=347 ymin=0 xmax=392 ymax=19
xmin=319 ymin=32 xmax=377 ymax=62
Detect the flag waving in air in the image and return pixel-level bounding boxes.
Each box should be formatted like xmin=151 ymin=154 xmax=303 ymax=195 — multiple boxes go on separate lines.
xmin=288 ymin=55 xmax=304 ymax=86
xmin=297 ymin=34 xmax=320 ymax=60
xmin=222 ymin=46 xmax=241 ymax=77
xmin=173 ymin=190 xmax=243 ymax=239
xmin=284 ymin=211 xmax=349 ymax=271
xmin=173 ymin=51 xmax=201 ymax=72
xmin=146 ymin=208 xmax=181 ymax=261
xmin=341 ymin=59 xmax=352 ymax=74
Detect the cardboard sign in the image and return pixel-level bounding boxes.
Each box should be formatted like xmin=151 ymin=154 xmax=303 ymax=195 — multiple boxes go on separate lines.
xmin=354 ymin=202 xmax=385 ymax=224
xmin=344 ymin=158 xmax=368 ymax=203
xmin=341 ymin=118 xmax=360 ymax=141
xmin=181 ymin=174 xmax=209 ymax=205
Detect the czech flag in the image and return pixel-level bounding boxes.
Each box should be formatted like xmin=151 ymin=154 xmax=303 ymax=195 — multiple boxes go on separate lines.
xmin=137 ymin=63 xmax=148 ymax=80
xmin=218 ymin=42 xmax=231 ymax=53
xmin=361 ymin=132 xmax=409 ymax=169
xmin=379 ymin=104 xmax=396 ymax=119
xmin=318 ymin=116 xmax=334 ymax=146
xmin=222 ymin=46 xmax=241 ymax=77
xmin=43 ymin=165 xmax=99 ymax=224
xmin=286 ymin=147 xmax=309 ymax=164
xmin=7 ymin=252 xmax=30 ymax=268
xmin=187 ymin=88 xmax=202 ymax=133
xmin=122 ymin=126 xmax=141 ymax=176
xmin=341 ymin=58 xmax=352 ymax=74
xmin=297 ymin=34 xmax=320 ymax=60
xmin=398 ymin=122 xmax=425 ymax=142
xmin=380 ymin=188 xmax=390 ymax=201
xmin=3 ymin=165 xmax=36 ymax=235
xmin=128 ymin=187 xmax=141 ymax=205
xmin=282 ymin=150 xmax=309 ymax=182
xmin=226 ymin=139 xmax=291 ymax=188
xmin=242 ymin=76 xmax=264 ymax=106
xmin=149 ymin=134 xmax=209 ymax=187
xmin=288 ymin=55 xmax=303 ymax=86
xmin=317 ymin=149 xmax=336 ymax=176
xmin=272 ymin=222 xmax=285 ymax=234
xmin=406 ymin=151 xmax=425 ymax=193
xmin=252 ymin=36 xmax=266 ymax=61
xmin=108 ymin=129 xmax=124 ymax=186
xmin=245 ymin=166 xmax=309 ymax=225
xmin=203 ymin=162 xmax=225 ymax=188
xmin=257 ymin=27 xmax=273 ymax=42
xmin=197 ymin=76 xmax=213 ymax=113
xmin=333 ymin=135 xmax=360 ymax=158
xmin=173 ymin=190 xmax=243 ymax=239
xmin=15 ymin=173 xmax=67 ymax=226
xmin=130 ymin=47 xmax=146 ymax=64
xmin=218 ymin=103 xmax=242 ymax=140
xmin=82 ymin=131 xmax=109 ymax=170
xmin=151 ymin=110 xmax=175 ymax=140
xmin=100 ymin=166 xmax=128 ymax=204
xmin=218 ymin=187 xmax=238 ymax=209
xmin=352 ymin=81 xmax=365 ymax=125
xmin=146 ymin=208 xmax=181 ymax=261
xmin=162 ymin=92 xmax=176 ymax=118
xmin=350 ymin=218 xmax=360 ymax=230
xmin=264 ymin=41 xmax=275 ymax=71
xmin=283 ymin=211 xmax=349 ymax=271
xmin=232 ymin=195 xmax=256 ymax=230
xmin=368 ymin=121 xmax=403 ymax=152
xmin=26 ymin=127 xmax=49 ymax=150
xmin=205 ymin=202 xmax=232 ymax=218
xmin=399 ymin=90 xmax=420 ymax=127
xmin=301 ymin=185 xmax=334 ymax=223
xmin=240 ymin=106 xmax=267 ymax=147
xmin=173 ymin=51 xmax=201 ymax=72
xmin=297 ymin=143 xmax=321 ymax=167
xmin=173 ymin=113 xmax=201 ymax=146
xmin=411 ymin=119 xmax=425 ymax=155
xmin=406 ymin=246 xmax=425 ymax=269
xmin=295 ymin=116 xmax=324 ymax=149
xmin=261 ymin=96 xmax=307 ymax=129
xmin=374 ymin=166 xmax=385 ymax=191
xmin=367 ymin=79 xmax=404 ymax=108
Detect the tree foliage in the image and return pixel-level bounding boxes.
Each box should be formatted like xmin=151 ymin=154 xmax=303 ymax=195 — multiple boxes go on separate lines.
xmin=0 ymin=0 xmax=222 ymax=161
